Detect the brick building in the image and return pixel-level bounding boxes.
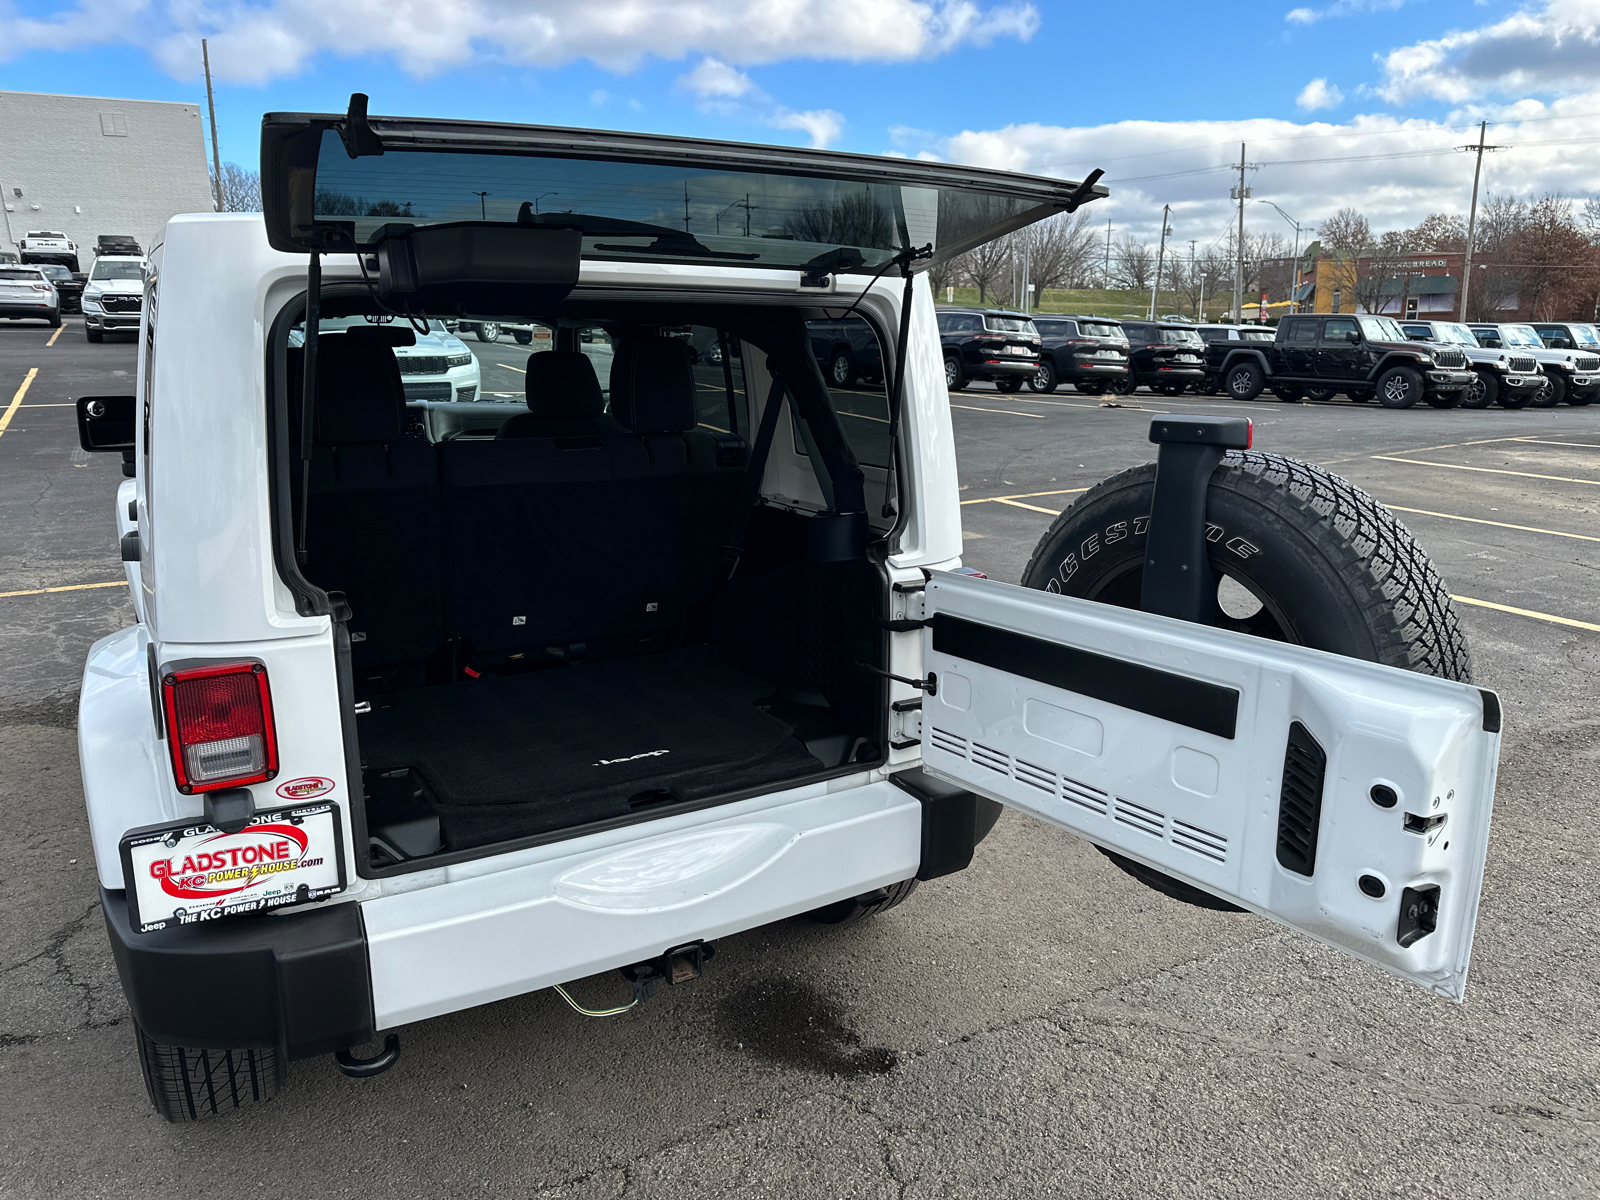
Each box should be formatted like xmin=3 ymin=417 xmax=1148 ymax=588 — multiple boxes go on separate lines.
xmin=0 ymin=91 xmax=216 ymax=261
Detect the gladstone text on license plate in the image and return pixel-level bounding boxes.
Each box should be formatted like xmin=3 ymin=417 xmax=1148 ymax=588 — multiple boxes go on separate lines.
xmin=120 ymin=802 xmax=346 ymax=933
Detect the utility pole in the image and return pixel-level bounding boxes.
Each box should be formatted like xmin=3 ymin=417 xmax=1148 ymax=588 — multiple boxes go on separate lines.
xmin=1189 ymin=240 xmax=1199 ymax=320
xmin=1104 ymin=219 xmax=1113 ymax=289
xmin=1456 ymin=120 xmax=1507 ymax=321
xmin=1149 ymin=204 xmax=1171 ymax=320
xmin=202 ymin=40 xmax=224 ymax=212
xmin=1230 ymin=143 xmax=1257 ymax=323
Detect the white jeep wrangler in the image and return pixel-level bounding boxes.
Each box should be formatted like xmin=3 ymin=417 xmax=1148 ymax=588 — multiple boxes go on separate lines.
xmin=75 ymin=97 xmax=1501 ymax=1121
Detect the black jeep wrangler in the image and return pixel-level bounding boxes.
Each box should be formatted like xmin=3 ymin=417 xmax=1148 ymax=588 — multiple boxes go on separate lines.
xmin=1216 ymin=313 xmax=1474 ymax=408
xmin=1028 ymin=314 xmax=1129 ymax=394
xmin=936 ymin=307 xmax=1041 ymax=391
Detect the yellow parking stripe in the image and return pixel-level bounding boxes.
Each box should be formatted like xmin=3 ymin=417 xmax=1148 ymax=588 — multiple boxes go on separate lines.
xmin=0 ymin=368 xmax=39 ymax=439
xmin=1451 ymin=595 xmax=1600 ymax=634
xmin=962 ymin=487 xmax=1088 ymax=506
xmin=46 ymin=326 xmax=64 ymax=347
xmin=988 ymin=497 xmax=1062 ymax=514
xmin=1384 ymin=505 xmax=1600 ymax=543
xmin=0 ymin=579 xmax=125 ymax=600
xmin=1372 ymin=456 xmax=1600 ymax=487
xmin=949 ymin=403 xmax=1044 ymax=419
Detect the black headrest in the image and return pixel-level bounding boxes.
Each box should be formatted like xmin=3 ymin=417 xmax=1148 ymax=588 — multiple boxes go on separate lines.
xmin=610 ymin=335 xmax=696 ymax=434
xmin=315 ymin=333 xmax=406 ymax=443
xmin=526 ymin=351 xmax=606 ymax=418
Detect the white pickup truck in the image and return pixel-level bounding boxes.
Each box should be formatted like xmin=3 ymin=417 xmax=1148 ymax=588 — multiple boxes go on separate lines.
xmin=19 ymin=229 xmax=79 ymax=272
xmin=74 ymin=95 xmax=1501 ymax=1123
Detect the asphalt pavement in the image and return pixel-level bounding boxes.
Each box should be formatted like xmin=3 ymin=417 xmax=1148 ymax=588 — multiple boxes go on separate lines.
xmin=3 ymin=319 xmax=1598 ymax=1198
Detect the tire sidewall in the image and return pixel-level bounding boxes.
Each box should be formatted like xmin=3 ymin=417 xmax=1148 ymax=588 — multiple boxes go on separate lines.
xmin=1029 ymin=359 xmax=1057 ymax=393
xmin=1377 ymin=365 xmax=1421 ymax=408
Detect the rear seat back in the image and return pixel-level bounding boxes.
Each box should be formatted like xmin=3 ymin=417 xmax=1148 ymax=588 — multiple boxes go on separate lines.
xmin=440 ymin=332 xmax=743 ymax=657
xmin=303 ymin=331 xmax=443 ymax=677
xmin=497 ymin=350 xmax=628 ymax=439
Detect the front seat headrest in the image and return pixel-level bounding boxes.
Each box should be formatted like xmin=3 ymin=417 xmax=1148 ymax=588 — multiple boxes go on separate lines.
xmin=525 ymin=350 xmax=606 ymax=417
xmin=610 ymin=335 xmax=697 ymax=434
xmin=314 ymin=333 xmax=406 ymax=443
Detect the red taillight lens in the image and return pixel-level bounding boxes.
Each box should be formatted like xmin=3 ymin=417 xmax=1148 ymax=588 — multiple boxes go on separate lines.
xmin=161 ymin=662 xmax=278 ymax=794
xmin=1245 ymin=419 xmax=1254 ymax=449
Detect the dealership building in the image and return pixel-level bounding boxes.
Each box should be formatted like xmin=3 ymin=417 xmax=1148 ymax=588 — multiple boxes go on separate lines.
xmin=0 ymin=90 xmax=216 ymax=264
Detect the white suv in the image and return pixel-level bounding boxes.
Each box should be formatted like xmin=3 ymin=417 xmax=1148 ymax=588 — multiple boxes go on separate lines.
xmin=75 ymin=97 xmax=1502 ymax=1121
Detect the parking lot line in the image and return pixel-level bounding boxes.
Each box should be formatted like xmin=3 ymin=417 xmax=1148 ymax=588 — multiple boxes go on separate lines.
xmin=45 ymin=326 xmax=63 ymax=347
xmin=988 ymin=497 xmax=1062 ymax=514
xmin=0 ymin=368 xmax=39 ymax=439
xmin=1508 ymin=439 xmax=1600 ymax=450
xmin=0 ymin=580 xmax=125 ymax=600
xmin=1451 ymin=595 xmax=1600 ymax=634
xmin=1371 ymin=455 xmax=1600 ymax=487
xmin=1385 ymin=505 xmax=1600 ymax=543
xmin=949 ymin=403 xmax=1044 ymax=418
xmin=961 ymin=486 xmax=1088 ymax=506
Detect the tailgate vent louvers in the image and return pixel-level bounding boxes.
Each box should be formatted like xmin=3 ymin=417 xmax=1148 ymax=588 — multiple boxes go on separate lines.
xmin=971 ymin=741 xmax=1009 ymax=775
xmin=929 ymin=727 xmax=968 ymax=759
xmin=1013 ymin=757 xmax=1057 ymax=794
xmin=1171 ymin=819 xmax=1228 ymax=863
xmin=1276 ymin=721 xmax=1326 ymax=876
xmin=1062 ymin=777 xmax=1110 ymax=816
xmin=1113 ymin=797 xmax=1165 ymax=838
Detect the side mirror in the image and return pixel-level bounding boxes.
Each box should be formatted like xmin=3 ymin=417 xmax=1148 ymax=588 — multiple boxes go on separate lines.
xmin=76 ymin=395 xmax=136 ymax=453
xmin=1345 ymin=330 xmax=1361 ymax=344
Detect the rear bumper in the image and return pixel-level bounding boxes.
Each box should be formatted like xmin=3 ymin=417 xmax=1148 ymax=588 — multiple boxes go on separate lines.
xmin=1062 ymin=360 xmax=1129 ymax=379
xmin=102 ymin=887 xmax=374 ymax=1059
xmin=968 ymin=359 xmax=1039 ymax=379
xmin=0 ymin=303 xmax=55 ymax=318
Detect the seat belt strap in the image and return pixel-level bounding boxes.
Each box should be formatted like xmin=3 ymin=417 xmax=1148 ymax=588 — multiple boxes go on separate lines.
xmin=719 ymin=371 xmax=788 ymax=581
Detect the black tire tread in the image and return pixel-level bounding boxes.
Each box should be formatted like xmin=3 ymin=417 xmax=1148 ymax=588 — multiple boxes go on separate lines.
xmin=1021 ymin=451 xmax=1472 ymax=682
xmin=805 ymin=878 xmax=919 ymax=927
xmin=136 ymin=1023 xmax=284 ymax=1122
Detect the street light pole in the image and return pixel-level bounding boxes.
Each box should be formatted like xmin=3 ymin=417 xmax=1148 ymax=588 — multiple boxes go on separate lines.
xmin=472 ymin=191 xmax=490 ymax=220
xmin=1148 ymin=204 xmax=1171 ymax=321
xmin=1257 ymin=200 xmax=1304 ymax=314
xmin=202 ymin=40 xmax=223 ymax=212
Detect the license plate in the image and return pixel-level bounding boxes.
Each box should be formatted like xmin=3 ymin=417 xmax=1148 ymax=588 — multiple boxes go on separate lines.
xmin=120 ymin=801 xmax=346 ymax=934
xmin=1008 ymin=345 xmax=1031 ymax=356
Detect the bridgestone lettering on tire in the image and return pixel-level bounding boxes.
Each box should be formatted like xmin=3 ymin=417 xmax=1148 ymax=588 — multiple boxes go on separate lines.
xmin=1019 ymin=452 xmax=1472 ymax=908
xmin=136 ymin=1023 xmax=284 ymax=1122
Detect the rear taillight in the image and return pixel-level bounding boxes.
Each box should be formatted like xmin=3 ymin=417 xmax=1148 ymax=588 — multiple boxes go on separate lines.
xmin=161 ymin=661 xmax=278 ymax=794
xmin=31 ymin=283 xmax=50 ymax=292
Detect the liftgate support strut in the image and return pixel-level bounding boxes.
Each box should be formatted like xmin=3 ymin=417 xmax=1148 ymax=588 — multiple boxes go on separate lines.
xmin=1139 ymin=415 xmax=1252 ymax=625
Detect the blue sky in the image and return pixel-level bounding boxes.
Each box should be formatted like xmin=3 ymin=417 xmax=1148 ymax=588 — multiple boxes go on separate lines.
xmin=4 ymin=0 xmax=1598 ymax=242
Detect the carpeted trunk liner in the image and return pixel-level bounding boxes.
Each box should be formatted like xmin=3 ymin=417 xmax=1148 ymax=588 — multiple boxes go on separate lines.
xmin=355 ymin=646 xmax=824 ymax=850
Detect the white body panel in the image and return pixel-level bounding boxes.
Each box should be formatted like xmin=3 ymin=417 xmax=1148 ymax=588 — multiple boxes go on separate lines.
xmin=364 ymin=781 xmax=920 ymax=1028
xmin=920 ymin=572 xmax=1499 ymax=1001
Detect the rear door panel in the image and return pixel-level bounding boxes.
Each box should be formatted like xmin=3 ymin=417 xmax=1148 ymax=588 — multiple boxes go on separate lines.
xmin=919 ymin=573 xmax=1500 ymax=1001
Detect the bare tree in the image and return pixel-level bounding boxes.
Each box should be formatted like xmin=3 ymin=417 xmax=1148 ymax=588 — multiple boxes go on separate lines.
xmin=963 ymin=234 xmax=1010 ymax=305
xmin=1466 ymin=194 xmax=1526 ymax=321
xmin=928 ymin=250 xmax=967 ymax=300
xmin=1115 ymin=235 xmax=1153 ymax=290
xmin=1020 ymin=211 xmax=1096 ymax=302
xmin=212 ymin=162 xmax=262 ymax=212
xmin=1407 ymin=212 xmax=1466 ymax=252
xmin=1513 ymin=193 xmax=1589 ymax=320
xmin=1316 ymin=207 xmax=1370 ymax=310
xmin=1581 ymin=197 xmax=1600 ymax=246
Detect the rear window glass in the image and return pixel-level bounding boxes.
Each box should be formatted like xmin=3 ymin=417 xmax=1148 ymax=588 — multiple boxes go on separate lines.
xmin=1239 ymin=328 xmax=1275 ymax=342
xmin=1160 ymin=328 xmax=1203 ymax=347
xmin=805 ymin=316 xmax=888 ymax=467
xmin=0 ymin=268 xmax=44 ymax=281
xmin=1080 ymin=322 xmax=1123 ymax=340
xmin=1034 ymin=321 xmax=1069 ymax=337
xmin=984 ymin=316 xmax=1035 ymax=334
xmin=1286 ymin=321 xmax=1318 ymax=345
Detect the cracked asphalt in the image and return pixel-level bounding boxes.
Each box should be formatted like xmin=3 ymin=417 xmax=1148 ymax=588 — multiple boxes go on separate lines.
xmin=2 ymin=321 xmax=1598 ymax=1198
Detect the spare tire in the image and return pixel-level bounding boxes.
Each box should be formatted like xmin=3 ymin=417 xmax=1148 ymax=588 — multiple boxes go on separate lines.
xmin=1020 ymin=451 xmax=1472 ymax=910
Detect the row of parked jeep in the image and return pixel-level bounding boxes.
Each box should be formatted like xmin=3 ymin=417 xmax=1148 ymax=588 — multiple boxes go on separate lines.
xmin=936 ymin=306 xmax=1600 ymax=409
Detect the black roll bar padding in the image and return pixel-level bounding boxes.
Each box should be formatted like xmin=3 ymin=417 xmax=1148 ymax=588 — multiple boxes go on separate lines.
xmin=1140 ymin=416 xmax=1252 ymax=624
xmin=767 ymin=309 xmax=866 ymax=518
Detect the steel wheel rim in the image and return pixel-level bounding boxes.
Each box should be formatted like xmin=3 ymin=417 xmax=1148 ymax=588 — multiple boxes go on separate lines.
xmin=945 ymin=359 xmax=958 ymax=386
xmin=831 ymin=355 xmax=851 ymax=385
xmin=1384 ymin=375 xmax=1409 ymax=402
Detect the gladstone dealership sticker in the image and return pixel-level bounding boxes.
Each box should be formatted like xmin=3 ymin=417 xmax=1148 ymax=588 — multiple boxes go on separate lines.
xmin=120 ymin=802 xmax=345 ymax=933
xmin=276 ymin=775 xmax=336 ymax=800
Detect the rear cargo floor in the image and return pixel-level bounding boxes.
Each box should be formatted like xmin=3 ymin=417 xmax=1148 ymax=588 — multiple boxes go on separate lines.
xmin=356 ymin=646 xmax=825 ymax=851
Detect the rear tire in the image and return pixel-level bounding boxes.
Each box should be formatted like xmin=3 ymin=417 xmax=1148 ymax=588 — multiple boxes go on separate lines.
xmin=806 ymin=879 xmax=919 ymax=926
xmin=1270 ymin=385 xmax=1302 ymax=402
xmin=1304 ymin=386 xmax=1338 ymax=402
xmin=1225 ymin=361 xmax=1264 ymax=401
xmin=1377 ymin=365 xmax=1422 ymax=408
xmin=1074 ymin=380 xmax=1106 ymax=395
xmin=1020 ymin=452 xmax=1472 ymax=911
xmin=513 ymin=329 xmax=533 ymax=345
xmin=1029 ymin=359 xmax=1058 ymax=393
xmin=829 ymin=349 xmax=857 ymax=388
xmin=994 ymin=376 xmax=1024 ymax=393
xmin=46 ymin=309 xmax=61 ymax=328
xmin=1425 ymin=389 xmax=1461 ymax=410
xmin=475 ymin=322 xmax=500 ymax=343
xmin=944 ymin=354 xmax=966 ymax=392
xmin=85 ymin=326 xmax=103 ymax=343
xmin=1461 ymin=370 xmax=1497 ymax=409
xmin=135 ymin=1023 xmax=284 ymax=1122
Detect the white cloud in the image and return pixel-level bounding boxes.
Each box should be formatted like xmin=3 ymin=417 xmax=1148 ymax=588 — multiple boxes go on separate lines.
xmin=589 ymin=89 xmax=609 ymax=106
xmin=1296 ymin=78 xmax=1345 ymax=110
xmin=770 ymin=108 xmax=846 ymax=149
xmin=936 ymin=100 xmax=1600 ymax=245
xmin=1285 ymin=0 xmax=1407 ymax=24
xmin=1377 ymin=0 xmax=1600 ymax=103
xmin=0 ymin=0 xmax=1039 ymax=81
xmin=679 ymin=57 xmax=756 ymax=100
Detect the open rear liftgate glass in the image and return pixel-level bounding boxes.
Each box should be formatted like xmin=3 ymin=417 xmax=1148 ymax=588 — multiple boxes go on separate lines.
xmin=919 ymin=572 xmax=1500 ymax=1002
